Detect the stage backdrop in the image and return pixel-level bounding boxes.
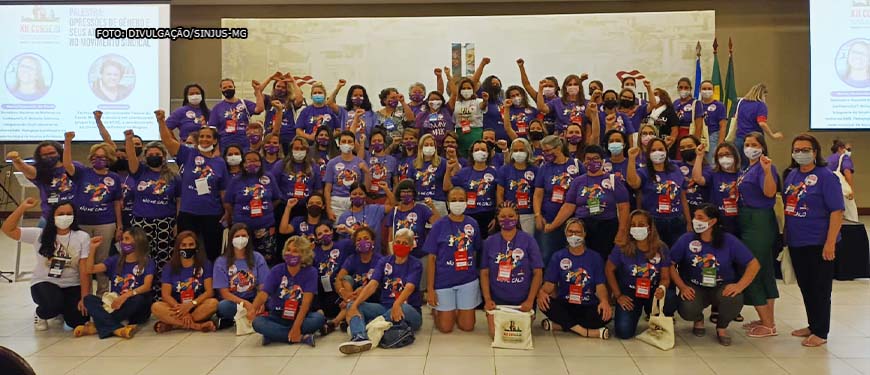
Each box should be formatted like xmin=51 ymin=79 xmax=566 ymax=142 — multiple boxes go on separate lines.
xmin=222 ymin=11 xmax=714 ymax=107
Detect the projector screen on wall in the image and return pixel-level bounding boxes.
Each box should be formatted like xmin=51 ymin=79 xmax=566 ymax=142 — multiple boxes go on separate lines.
xmin=222 ymin=11 xmax=714 ymax=108
xmin=810 ymin=0 xmax=870 ymax=130
xmin=0 ymin=3 xmax=170 ymax=141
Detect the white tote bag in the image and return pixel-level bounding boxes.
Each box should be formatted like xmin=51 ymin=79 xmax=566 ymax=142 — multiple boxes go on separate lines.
xmin=488 ymin=305 xmax=534 ymax=350
xmin=724 ymin=99 xmax=742 ymax=143
xmin=635 ymin=293 xmax=675 ymax=351
xmin=777 ymin=247 xmax=797 ymax=285
xmin=234 ymin=302 xmax=254 ymax=336
xmin=688 ymin=100 xmax=710 ymax=149
xmin=834 ymin=154 xmax=860 ymax=223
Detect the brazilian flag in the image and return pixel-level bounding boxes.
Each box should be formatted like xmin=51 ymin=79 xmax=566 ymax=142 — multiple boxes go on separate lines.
xmin=711 ymin=38 xmax=723 ymax=101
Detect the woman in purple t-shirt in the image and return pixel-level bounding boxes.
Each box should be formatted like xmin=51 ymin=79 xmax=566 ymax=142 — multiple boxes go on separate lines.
xmin=537 ymin=74 xmax=588 ymax=134
xmin=224 ymin=152 xmax=283 ymax=264
xmin=416 ymin=91 xmax=454 ymax=146
xmin=693 ymin=142 xmax=741 ymax=235
xmin=224 ymin=145 xmax=243 ymax=179
xmin=7 ymin=141 xmax=74 ymax=221
xmin=151 ymin=231 xmax=218 ymax=333
xmin=166 ymin=83 xmax=210 ymax=142
xmin=734 ymin=84 xmax=783 ymax=167
xmin=827 ymin=139 xmax=855 ymax=201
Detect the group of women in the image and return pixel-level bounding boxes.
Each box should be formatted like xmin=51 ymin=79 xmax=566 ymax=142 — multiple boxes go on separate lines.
xmin=2 ymin=57 xmax=852 ymax=352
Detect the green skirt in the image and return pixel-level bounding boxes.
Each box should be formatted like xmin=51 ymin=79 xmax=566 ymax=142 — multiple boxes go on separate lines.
xmin=457 ymin=127 xmax=483 ymax=159
xmin=738 ymin=206 xmax=780 ymax=306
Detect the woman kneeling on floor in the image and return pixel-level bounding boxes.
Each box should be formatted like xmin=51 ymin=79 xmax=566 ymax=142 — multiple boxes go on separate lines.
xmin=151 ymin=231 xmax=218 ymax=333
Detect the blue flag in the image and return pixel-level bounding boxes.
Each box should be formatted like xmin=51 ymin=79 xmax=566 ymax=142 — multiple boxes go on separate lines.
xmin=694 ymin=54 xmax=702 ymax=99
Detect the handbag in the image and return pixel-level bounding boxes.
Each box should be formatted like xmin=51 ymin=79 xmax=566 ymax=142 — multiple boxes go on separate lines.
xmin=379 ymin=320 xmax=415 ymax=349
xmin=777 ymin=247 xmax=797 ymax=285
xmin=635 ymin=291 xmax=675 ymax=351
xmin=834 ymin=154 xmax=859 ymax=223
xmin=234 ymin=302 xmax=254 ymax=336
xmin=365 ymin=315 xmax=393 ymax=348
xmin=724 ymin=99 xmax=742 ymax=143
xmin=688 ymin=100 xmax=710 ymax=149
xmin=487 ymin=305 xmax=534 ymax=350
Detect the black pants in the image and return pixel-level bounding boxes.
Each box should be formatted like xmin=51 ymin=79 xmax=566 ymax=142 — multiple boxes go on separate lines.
xmin=177 ymin=212 xmax=224 ymax=261
xmin=470 ymin=210 xmax=495 ymax=240
xmin=654 ymin=216 xmax=686 ymax=248
xmin=543 ymin=298 xmax=610 ymax=331
xmin=315 ymin=291 xmax=341 ymax=320
xmin=584 ymin=217 xmax=619 ymax=260
xmin=790 ymin=245 xmax=834 ymax=339
xmin=30 ymin=282 xmax=89 ymax=328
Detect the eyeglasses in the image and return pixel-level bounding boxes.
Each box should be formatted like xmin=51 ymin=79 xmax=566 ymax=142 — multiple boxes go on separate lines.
xmin=566 ymin=230 xmax=584 ymax=236
xmin=584 ymin=156 xmax=603 ymax=162
xmin=792 ymin=148 xmax=812 ymax=153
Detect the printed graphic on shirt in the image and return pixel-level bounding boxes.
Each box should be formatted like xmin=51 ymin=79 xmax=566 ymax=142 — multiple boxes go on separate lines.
xmin=335 ymin=163 xmax=358 ymax=186
xmin=447 ymin=224 xmax=475 ymax=253
xmin=175 ymin=268 xmax=205 ymax=295
xmin=784 ymin=178 xmax=811 ymax=217
xmin=416 ymin=165 xmax=438 ymax=187
xmin=655 ymin=179 xmax=681 ymax=201
xmin=278 ymin=276 xmax=303 ymax=301
xmin=353 ymin=268 xmax=376 ymax=286
xmin=630 ymin=255 xmax=662 ymax=281
xmin=397 ymin=161 xmax=411 ymax=180
xmin=550 ymin=172 xmax=574 ymax=190
xmin=307 ymin=113 xmax=333 ymax=130
xmin=228 ymin=264 xmax=255 ymax=293
xmin=137 ymin=178 xmax=168 ymax=194
xmin=83 ymin=180 xmax=111 ymax=202
xmin=222 ymin=102 xmax=249 ymax=123
xmin=113 ymin=265 xmax=143 ymax=294
xmin=508 ymin=175 xmax=533 ymax=193
xmin=51 ymin=173 xmax=73 ymax=193
xmin=495 ymin=247 xmax=526 ymax=283
xmin=467 ymin=173 xmax=495 ymax=205
xmin=318 ymin=249 xmax=342 ymax=278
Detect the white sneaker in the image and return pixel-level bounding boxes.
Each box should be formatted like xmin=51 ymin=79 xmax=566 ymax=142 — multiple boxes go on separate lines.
xmin=33 ymin=315 xmax=48 ymax=331
xmin=50 ymin=315 xmax=64 ymax=326
xmin=338 ymin=338 xmax=372 ymax=354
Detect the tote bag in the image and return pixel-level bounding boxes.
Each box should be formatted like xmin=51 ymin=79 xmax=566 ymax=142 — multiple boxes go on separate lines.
xmin=635 ymin=293 xmax=675 ymax=351
xmin=834 ymin=154 xmax=860 ymax=223
xmin=724 ymin=99 xmax=742 ymax=143
xmin=488 ymin=305 xmax=534 ymax=350
xmin=688 ymin=100 xmax=710 ymax=149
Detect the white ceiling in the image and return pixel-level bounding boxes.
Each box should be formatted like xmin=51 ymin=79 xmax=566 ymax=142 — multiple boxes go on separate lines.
xmin=171 ymin=0 xmax=628 ymax=5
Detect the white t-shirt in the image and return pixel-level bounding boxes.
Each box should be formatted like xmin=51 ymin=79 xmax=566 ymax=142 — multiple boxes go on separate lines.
xmin=453 ymin=99 xmax=485 ymax=129
xmin=19 ymin=228 xmax=90 ymax=288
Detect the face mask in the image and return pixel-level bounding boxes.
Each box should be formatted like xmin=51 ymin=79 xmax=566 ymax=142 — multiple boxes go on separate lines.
xmin=356 ymin=239 xmax=374 ymax=254
xmin=180 ymin=248 xmax=197 ymax=259
xmin=292 ymin=150 xmax=307 ymax=161
xmin=188 ymin=94 xmax=202 ymax=106
xmin=792 ymin=151 xmax=814 ymax=166
xmin=54 ymin=215 xmax=74 ymax=230
xmin=222 ymin=89 xmax=235 ymax=99
xmin=92 ymin=157 xmax=108 ymax=170
xmin=603 ymin=100 xmax=618 ymax=110
xmin=307 ymin=205 xmax=322 ymax=217
xmin=387 ymin=99 xmax=399 ymax=108
xmin=624 ymin=85 xmax=636 ymax=93
xmin=318 ymin=232 xmax=332 ymax=245
xmin=422 ymin=146 xmax=436 ymax=157
xmin=351 ymin=196 xmax=366 ymax=207
xmin=248 ymin=134 xmax=262 ymax=145
xmin=680 ymin=149 xmax=697 ymax=162
xmin=232 ymin=236 xmax=249 ymax=249
xmin=543 ymin=152 xmax=556 ymax=163
xmin=654 ymin=95 xmax=661 ymax=104
xmin=311 ymin=94 xmax=326 ymax=104
xmin=245 ymin=163 xmax=259 ymax=174
xmin=339 ymin=143 xmax=354 ymax=154
xmin=718 ymin=156 xmax=735 ymax=169
xmin=567 ymin=135 xmax=582 ymax=145
xmin=744 ymin=147 xmax=763 ymax=161
xmin=393 ymin=243 xmax=412 ymax=257
xmin=608 ymin=142 xmax=624 ymax=155
xmin=39 ymin=156 xmax=59 ymax=168
xmin=485 ymin=140 xmax=496 ymax=152
xmin=678 ymin=90 xmax=691 ymax=99
xmin=512 ymin=151 xmax=528 ymax=163
xmin=410 ymin=92 xmax=424 ymax=102
xmin=692 ymin=219 xmax=710 ymax=233
xmin=845 ymin=150 xmax=852 ymax=157
xmin=226 ymin=155 xmax=242 ymax=166
xmin=265 ymin=144 xmax=280 ymax=154
xmin=448 ymin=201 xmax=466 ymax=215
xmin=567 ymin=235 xmax=585 ymax=248
xmin=529 ymin=131 xmax=544 ymax=141
xmin=650 ymin=151 xmax=667 ymax=164
xmin=566 ymin=85 xmax=580 ymax=95
xmin=134 ymin=147 xmax=143 ymax=157
xmin=630 ymin=227 xmax=649 ymax=241
xmin=460 ymin=89 xmax=474 ymax=99
xmin=273 ymin=89 xmax=288 ymax=100
xmin=499 ymin=218 xmax=518 ymax=231
xmin=146 ymin=156 xmax=163 ymax=168
xmin=428 ymin=100 xmax=442 ymax=110
xmin=110 ymin=159 xmax=129 ymax=172
xmin=641 ymin=135 xmax=655 ymax=146
xmin=317 ymin=138 xmax=330 ymax=147
xmin=585 ymin=160 xmax=603 ymax=173
xmin=511 ymin=97 xmax=523 ymax=106
xmin=400 ymin=191 xmax=415 ymax=204
xmin=351 ymin=97 xmax=364 ymax=106
xmin=619 ymin=99 xmax=634 ymax=108
xmin=184 ymin=144 xmax=195 ymax=149
xmin=700 ymin=90 xmax=714 ymax=100
xmin=371 ymin=143 xmax=385 ymax=153
xmin=284 ymin=254 xmax=301 ymax=266
xmin=473 ymin=150 xmax=488 ymax=162
xmin=120 ymin=242 xmax=136 ymax=255
xmin=198 ymin=144 xmax=214 ymax=153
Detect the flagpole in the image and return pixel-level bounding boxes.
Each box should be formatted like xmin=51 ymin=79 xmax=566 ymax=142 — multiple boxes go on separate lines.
xmin=694 ymin=41 xmax=702 ymax=98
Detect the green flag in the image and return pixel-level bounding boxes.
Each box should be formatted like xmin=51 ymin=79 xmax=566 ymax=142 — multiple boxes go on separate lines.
xmin=724 ymin=38 xmax=738 ymax=117
xmin=711 ymin=38 xmax=723 ymax=101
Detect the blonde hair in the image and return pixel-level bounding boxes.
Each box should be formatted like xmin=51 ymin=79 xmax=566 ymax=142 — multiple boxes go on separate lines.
xmin=415 ymin=133 xmax=441 ymax=170
xmin=743 ymin=83 xmax=767 ymax=102
xmin=283 ymin=235 xmax=315 ymax=268
xmin=310 ymin=82 xmax=326 ymax=95
xmin=88 ymin=143 xmax=117 ymax=164
xmin=639 ymin=123 xmax=658 ymax=137
xmin=563 ymin=217 xmax=586 ymax=237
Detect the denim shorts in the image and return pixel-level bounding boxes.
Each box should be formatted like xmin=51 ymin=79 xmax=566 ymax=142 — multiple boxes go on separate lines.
xmin=434 ymin=279 xmax=482 ymax=312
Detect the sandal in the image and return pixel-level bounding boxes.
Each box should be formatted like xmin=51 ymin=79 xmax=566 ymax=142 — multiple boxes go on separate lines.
xmin=791 ymin=327 xmax=812 ymax=338
xmin=747 ymin=325 xmax=778 ymax=338
xmin=734 ymin=314 xmax=745 ymax=322
xmin=709 ymin=312 xmax=719 ymax=324
xmin=113 ymin=325 xmax=137 ymax=339
xmin=599 ymin=327 xmax=611 ymax=340
xmin=717 ymin=332 xmax=732 ymax=346
xmin=153 ymin=321 xmax=173 ymax=334
xmin=198 ymin=321 xmax=216 ymax=333
xmin=73 ymin=322 xmax=96 ymax=337
xmin=541 ymin=319 xmax=553 ymax=332
xmin=742 ymin=320 xmax=763 ymax=330
xmin=801 ymin=335 xmax=827 ymax=347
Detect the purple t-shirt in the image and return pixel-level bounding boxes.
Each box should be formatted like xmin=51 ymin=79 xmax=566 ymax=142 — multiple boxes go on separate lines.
xmin=370 ymin=255 xmax=423 ymax=308
xmin=161 ymin=261 xmax=214 ymax=302
xmin=103 ymin=256 xmax=155 ymax=295
xmin=337 ymin=205 xmax=386 ymax=250
xmin=340 ymin=252 xmax=383 ymax=290
xmin=673 ymin=99 xmax=704 ymax=127
xmin=604 ymin=158 xmax=628 ymax=182
xmin=451 ymin=166 xmax=498 ymax=215
xmin=366 ymin=153 xmax=398 ymax=197
xmin=385 ymin=204 xmax=433 ymax=257
xmin=314 ymin=239 xmax=354 ymax=285
xmin=607 ymin=246 xmax=669 ymax=294
xmin=508 ymin=106 xmax=539 ymax=138
xmin=315 ymin=150 xmax=331 ymax=181
xmin=408 ymin=158 xmax=447 ymax=201
xmin=337 ymin=107 xmax=376 ymax=140
xmin=71 ymin=166 xmax=122 ymax=225
xmin=637 ymin=167 xmax=687 ymax=218
xmin=395 ymin=155 xmax=415 ymax=181
xmin=701 ymin=100 xmax=727 ymax=133
xmin=597 ymin=111 xmax=636 ymax=141
xmin=534 ymin=159 xmax=585 ymax=222
xmin=119 ymin=174 xmax=135 ymax=225
xmin=737 ymin=162 xmax=779 ymax=209
xmin=225 ymin=173 xmax=282 ymax=230
xmin=263 ymin=264 xmax=318 ymax=317
xmin=544 ymin=248 xmax=604 ymax=305
xmin=176 ymin=145 xmax=228 ymax=216
xmin=212 ymin=252 xmax=270 ymax=301
xmin=620 ymin=104 xmax=647 ymax=136
xmin=415 ymin=108 xmax=455 ymax=144
xmin=324 ymin=156 xmax=363 ymax=198
xmin=566 ymin=173 xmax=629 ymax=220
xmin=482 ymin=99 xmax=508 ymax=141
xmin=735 ymin=100 xmax=768 ymax=138
xmin=826 ymin=153 xmax=854 ymax=174
xmin=423 ymin=216 xmax=482 ymax=289
xmin=208 ymin=99 xmax=257 ymax=151
xmin=678 ymin=162 xmax=711 ymax=208
xmin=482 ymin=231 xmax=544 ymax=305
xmin=670 ymin=233 xmax=754 ymax=285
xmin=30 ymin=162 xmax=80 ymax=217
xmin=271 ymin=160 xmax=322 ymax=202
xmin=297 ymin=105 xmax=338 ymax=134
xmin=263 ymin=95 xmax=297 ymax=143
xmin=496 ymin=164 xmax=537 ymax=215
xmin=167 ymin=105 xmax=206 ymax=141
xmin=709 ymin=171 xmax=739 ymax=215
xmin=289 ymin=216 xmax=328 ymax=244
xmin=783 ymin=167 xmax=845 ymax=248
xmin=546 ymin=98 xmax=587 ymax=133
xmin=131 ymin=165 xmax=180 ymax=219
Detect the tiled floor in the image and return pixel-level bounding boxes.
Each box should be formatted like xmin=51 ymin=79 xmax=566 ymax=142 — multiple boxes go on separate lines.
xmin=0 ymin=224 xmax=869 ymax=374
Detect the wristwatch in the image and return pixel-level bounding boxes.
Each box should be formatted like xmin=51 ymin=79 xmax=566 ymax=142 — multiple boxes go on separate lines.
xmin=192 ymin=300 xmax=198 ymax=306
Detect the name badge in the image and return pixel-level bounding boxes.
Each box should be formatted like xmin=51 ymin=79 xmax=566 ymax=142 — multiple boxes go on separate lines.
xmin=454 ymin=250 xmax=469 ymax=271
xmin=48 ymin=257 xmax=70 ymax=278
xmin=516 ymin=191 xmax=530 ymax=209
xmin=635 ymin=277 xmax=651 ymax=298
xmin=722 ymin=197 xmax=738 ymax=216
xmin=516 ymin=120 xmax=527 ymax=136
xmin=784 ymin=195 xmax=798 ymax=216
xmin=551 ymin=185 xmax=565 ymax=203
xmin=294 ymin=181 xmax=306 ymax=199
xmin=701 ymin=266 xmax=717 ymax=287
xmin=181 ymin=288 xmax=195 ymax=304
xmin=250 ymin=198 xmax=263 ymax=218
xmin=47 ymin=193 xmax=59 ymax=204
xmin=657 ymin=195 xmax=672 ymax=214
xmin=568 ymin=284 xmax=583 ymax=304
xmin=587 ymin=197 xmax=602 ymax=215
xmin=460 ymin=119 xmax=471 ymax=134
xmin=282 ymin=298 xmax=298 ymax=320
xmin=194 ymin=177 xmax=210 ymax=195
xmin=226 ymin=118 xmax=238 ymax=133
xmin=320 ymin=274 xmax=333 ymax=293
xmin=466 ymin=191 xmax=477 ymax=208
xmin=497 ymin=261 xmax=512 ymax=283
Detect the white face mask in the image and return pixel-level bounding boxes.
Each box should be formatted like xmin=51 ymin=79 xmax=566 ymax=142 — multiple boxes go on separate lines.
xmin=654 ymin=95 xmax=661 ymax=104
xmin=472 ymin=150 xmax=488 ymax=162
xmin=226 ymin=155 xmax=242 ymax=166
xmin=511 ymin=97 xmax=523 ymax=106
xmin=566 ymin=235 xmax=585 ymax=248
xmin=542 ymin=87 xmax=556 ymax=97
xmin=718 ymin=156 xmax=735 ymax=169
xmin=232 ymin=236 xmax=249 ymax=249
xmin=339 ymin=143 xmax=354 ymax=154
xmin=292 ymin=150 xmax=307 ymax=161
xmin=460 ymin=89 xmax=474 ymax=99
xmin=692 ymin=219 xmax=710 ymax=233
xmin=650 ymin=150 xmax=667 ymax=164
xmin=448 ymin=201 xmax=466 ymax=215
xmin=845 ymin=150 xmax=852 ymax=157
xmin=700 ymin=90 xmax=714 ymax=100
xmin=198 ymin=144 xmax=214 ymax=153
xmin=566 ymin=85 xmax=580 ymax=95
xmin=630 ymin=227 xmax=649 ymax=241
xmin=744 ymin=147 xmax=763 ymax=161
xmin=188 ymin=94 xmax=202 ymax=106
xmin=512 ymin=151 xmax=528 ymax=163
xmin=428 ymin=100 xmax=442 ymax=110
xmin=422 ymin=146 xmax=436 ymax=157
xmin=678 ymin=90 xmax=691 ymax=99
xmin=55 ymin=215 xmax=74 ymax=230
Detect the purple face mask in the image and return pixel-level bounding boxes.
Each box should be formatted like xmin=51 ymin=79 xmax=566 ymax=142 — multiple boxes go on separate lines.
xmin=317 ymin=138 xmax=330 ymax=147
xmin=400 ymin=191 xmax=415 ymax=204
xmin=351 ymin=196 xmax=366 ymax=207
xmin=410 ymin=92 xmax=424 ymax=102
xmin=371 ymin=143 xmax=385 ymax=152
xmin=499 ymin=218 xmax=518 ymax=231
xmin=319 ymin=232 xmax=333 ymax=245
xmin=351 ymin=97 xmax=364 ymax=106
xmin=284 ymin=254 xmax=301 ymax=266
xmin=245 ymin=164 xmax=259 ymax=174
xmin=585 ymin=160 xmax=603 ymax=173
xmin=248 ymin=134 xmax=262 ymax=145
xmin=264 ymin=144 xmax=279 ymax=154
xmin=92 ymin=157 xmax=108 ymax=170
xmin=356 ymin=239 xmax=374 ymax=253
xmin=403 ymin=140 xmax=417 ymax=150
xmin=567 ymin=135 xmax=582 ymax=145
xmin=119 ymin=242 xmax=135 ymax=255
xmin=387 ymin=99 xmax=399 ymax=108
xmin=543 ymin=152 xmax=556 ymax=163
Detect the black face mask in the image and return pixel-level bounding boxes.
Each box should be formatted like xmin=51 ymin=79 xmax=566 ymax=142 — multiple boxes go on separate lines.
xmin=135 ymin=147 xmax=143 ymax=157
xmin=222 ymin=89 xmax=235 ymax=99
xmin=680 ymin=149 xmax=697 ymax=162
xmin=485 ymin=141 xmax=496 ymax=152
xmin=307 ymin=205 xmax=322 ymax=217
xmin=38 ymin=156 xmax=59 ymax=168
xmin=529 ymin=131 xmax=544 ymax=141
xmin=180 ymin=249 xmax=197 ymax=259
xmin=620 ymin=99 xmax=634 ymax=108
xmin=146 ymin=156 xmax=163 ymax=168
xmin=110 ymin=159 xmax=129 ymax=172
xmin=603 ymin=100 xmax=618 ymax=110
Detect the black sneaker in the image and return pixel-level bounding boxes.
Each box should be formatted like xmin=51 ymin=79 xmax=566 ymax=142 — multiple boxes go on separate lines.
xmin=338 ymin=335 xmax=372 ymax=354
xmin=216 ymin=317 xmax=235 ymax=330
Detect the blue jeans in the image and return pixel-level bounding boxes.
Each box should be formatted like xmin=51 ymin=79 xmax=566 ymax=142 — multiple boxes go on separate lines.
xmin=535 ymin=228 xmax=566 ymax=269
xmin=217 ymin=298 xmax=255 ymax=320
xmin=252 ymin=312 xmax=326 ymax=343
xmin=348 ymin=302 xmax=422 ymax=339
xmin=83 ymin=294 xmax=152 ymax=339
xmin=613 ymin=287 xmax=678 ymax=339
xmin=734 ymin=136 xmax=747 ymax=169
xmin=707 ymin=132 xmax=720 ymax=164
